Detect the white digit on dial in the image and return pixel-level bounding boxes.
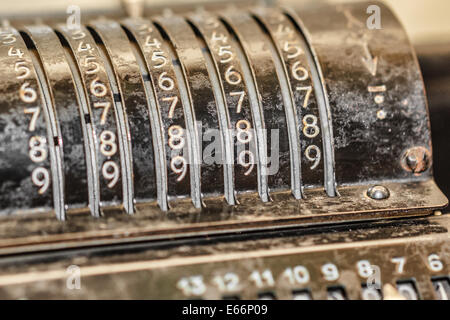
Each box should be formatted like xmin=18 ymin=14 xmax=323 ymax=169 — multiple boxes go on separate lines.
xmin=292 ymin=61 xmax=309 ymax=81
xmin=303 ymin=114 xmax=320 ymax=139
xmin=20 ymin=82 xmax=37 ymax=103
xmin=163 ymin=96 xmax=179 ymax=119
xmin=321 ymin=263 xmax=339 ymax=281
xmin=71 ymin=30 xmax=86 ymax=40
xmin=230 ymin=91 xmax=245 ymax=114
xmin=100 ymin=130 xmax=117 ymax=157
xmin=152 ymin=51 xmax=167 ymax=68
xmin=283 ymin=266 xmax=310 ymax=285
xmin=305 ymin=145 xmax=321 ymax=170
xmin=84 ymin=56 xmax=100 ymax=75
xmin=219 ymin=46 xmax=233 ymax=64
xmin=168 ymin=125 xmax=185 ymax=150
xmin=158 ymin=72 xmax=174 ymax=91
xmin=102 ymin=161 xmax=119 ymax=188
xmin=238 ymin=150 xmax=255 ymax=176
xmin=90 ymin=78 xmax=108 ymax=98
xmin=177 ymin=276 xmax=206 ymax=296
xmin=94 ymin=102 xmax=111 ymax=125
xmin=171 ymin=156 xmax=187 ymax=182
xmin=24 ymin=107 xmax=40 ymax=132
xmin=249 ymin=270 xmax=275 ymax=288
xmin=357 ymin=260 xmax=373 ymax=278
xmin=296 ymin=86 xmax=313 ymax=109
xmin=213 ymin=273 xmax=240 ymax=292
xmin=236 ymin=120 xmax=252 ymax=144
xmin=428 ymin=254 xmax=444 ymax=272
xmin=77 ymin=41 xmax=92 ymax=52
xmin=211 ymin=31 xmax=227 ymax=43
xmin=29 ymin=136 xmax=47 ymax=163
xmin=8 ymin=47 xmax=24 ymax=58
xmin=391 ymin=257 xmax=406 ymax=274
xmin=225 ymin=66 xmax=242 ymax=85
xmin=15 ymin=61 xmax=30 ymax=79
xmin=145 ymin=36 xmax=161 ymax=48
xmin=283 ymin=41 xmax=303 ymax=59
xmin=137 ymin=25 xmax=153 ymax=35
xmin=32 ymin=167 xmax=50 ymax=194
xmin=1 ymin=33 xmax=16 ymax=44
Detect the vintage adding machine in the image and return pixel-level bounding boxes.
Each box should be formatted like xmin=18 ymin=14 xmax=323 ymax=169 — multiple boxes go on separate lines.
xmin=0 ymin=0 xmax=448 ymax=300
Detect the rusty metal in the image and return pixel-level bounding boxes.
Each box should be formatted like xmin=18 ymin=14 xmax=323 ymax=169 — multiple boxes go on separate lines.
xmin=402 ymin=146 xmax=432 ymax=174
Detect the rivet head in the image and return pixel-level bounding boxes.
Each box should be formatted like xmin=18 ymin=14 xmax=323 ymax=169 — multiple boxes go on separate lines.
xmin=367 ymin=185 xmax=390 ymax=200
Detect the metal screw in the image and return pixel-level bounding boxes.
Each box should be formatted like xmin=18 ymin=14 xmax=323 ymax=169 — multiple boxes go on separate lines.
xmin=367 ymin=185 xmax=390 ymax=200
xmin=402 ymin=147 xmax=431 ymax=174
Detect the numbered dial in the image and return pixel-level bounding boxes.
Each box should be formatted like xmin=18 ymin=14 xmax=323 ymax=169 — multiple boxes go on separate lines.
xmin=23 ymin=25 xmax=92 ymax=220
xmin=188 ymin=12 xmax=261 ymax=197
xmin=89 ymin=20 xmax=160 ymax=212
xmin=154 ymin=14 xmax=231 ymax=206
xmin=0 ymin=27 xmax=58 ymax=214
xmin=253 ymin=8 xmax=325 ymax=190
xmin=56 ymin=26 xmax=126 ymax=213
xmin=122 ymin=19 xmax=194 ymax=206
xmin=221 ymin=11 xmax=296 ymax=198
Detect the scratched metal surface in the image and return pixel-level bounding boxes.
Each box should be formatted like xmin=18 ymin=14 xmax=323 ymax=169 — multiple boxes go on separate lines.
xmin=289 ymin=2 xmax=432 ymax=186
xmin=89 ymin=20 xmax=159 ymax=211
xmin=155 ymin=15 xmax=229 ymax=204
xmin=56 ymin=25 xmax=127 ymax=211
xmin=0 ymin=180 xmax=444 ymax=257
xmin=0 ymin=0 xmax=447 ymax=301
xmin=23 ymin=26 xmax=90 ymax=219
xmin=0 ymin=28 xmax=55 ymax=213
xmin=0 ymin=2 xmax=446 ymax=231
xmin=0 ymin=215 xmax=447 ymax=299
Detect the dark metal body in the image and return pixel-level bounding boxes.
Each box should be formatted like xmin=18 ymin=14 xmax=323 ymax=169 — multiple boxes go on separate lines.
xmin=0 ymin=0 xmax=448 ymax=300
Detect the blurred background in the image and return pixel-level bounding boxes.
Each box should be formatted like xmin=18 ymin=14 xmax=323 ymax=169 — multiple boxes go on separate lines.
xmin=328 ymin=0 xmax=450 ymax=45
xmin=1 ymin=0 xmax=449 ymax=45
